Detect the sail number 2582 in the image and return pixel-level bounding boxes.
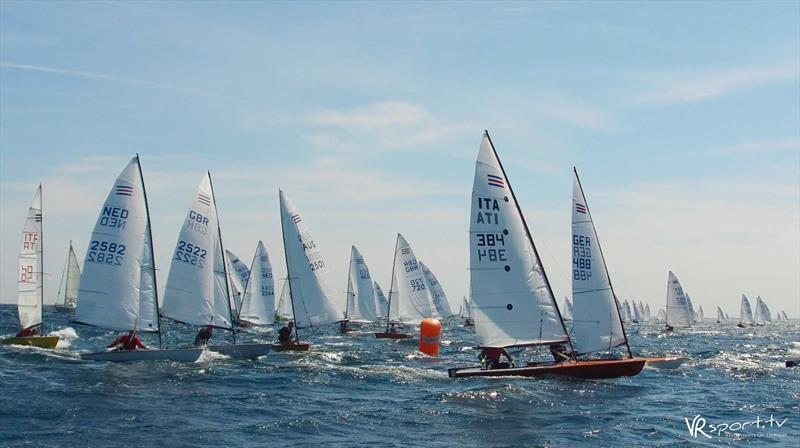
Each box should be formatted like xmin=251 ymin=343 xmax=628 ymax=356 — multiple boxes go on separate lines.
xmin=87 ymin=240 xmax=126 ymax=266
xmin=475 ymin=232 xmax=507 ymax=262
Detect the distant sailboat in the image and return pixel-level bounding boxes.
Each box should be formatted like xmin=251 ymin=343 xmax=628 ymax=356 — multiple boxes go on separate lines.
xmin=274 ymin=279 xmax=293 ymax=322
xmin=665 ymin=272 xmax=692 ymax=330
xmin=275 ymin=190 xmax=341 ymax=351
xmin=375 ymin=234 xmax=430 ymax=339
xmin=75 ymin=157 xmax=201 ymax=362
xmin=238 ymin=241 xmax=275 ymax=326
xmin=373 ymin=281 xmax=389 ymax=318
xmin=624 ymin=300 xmax=633 ymax=323
xmin=780 ymin=310 xmax=789 ymax=323
xmin=161 ymin=173 xmax=270 ymax=359
xmin=420 ymin=261 xmax=452 ymax=318
xmin=460 ymin=296 xmax=475 ymax=327
xmin=697 ymin=305 xmax=704 ymax=323
xmin=656 ymin=308 xmax=665 ymax=321
xmin=225 ymin=250 xmax=251 ymax=320
xmin=632 ymin=300 xmax=642 ymax=323
xmin=738 ymin=294 xmax=754 ymax=327
xmin=2 ymin=185 xmax=60 ymax=349
xmin=754 ymin=296 xmax=771 ymax=324
xmin=685 ymin=293 xmax=696 ymax=323
xmin=449 ymin=133 xmax=645 ymax=379
xmin=343 ymin=246 xmax=378 ymax=326
xmin=716 ymin=306 xmax=725 ymax=323
xmin=54 ymin=241 xmax=81 ymax=311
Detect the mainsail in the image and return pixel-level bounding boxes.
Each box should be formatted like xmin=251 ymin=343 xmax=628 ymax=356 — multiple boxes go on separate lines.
xmin=420 ymin=261 xmax=452 ymax=318
xmin=570 ymin=169 xmax=628 ymax=354
xmin=697 ymin=305 xmax=704 ymax=322
xmin=345 ymin=246 xmax=378 ymax=322
xmin=75 ymin=157 xmax=160 ymax=332
xmin=739 ymin=294 xmax=754 ymax=324
xmin=386 ymin=234 xmax=433 ymax=324
xmin=18 ymin=185 xmax=43 ymax=331
xmin=754 ymin=296 xmax=772 ymax=324
xmin=686 ymin=294 xmax=696 ymax=323
xmin=55 ymin=242 xmax=81 ymax=308
xmin=239 ymin=241 xmax=275 ymax=325
xmin=716 ymin=306 xmax=725 ymax=322
xmin=279 ymin=190 xmax=340 ymax=327
xmin=275 ymin=279 xmax=293 ymax=321
xmin=226 ymin=250 xmax=251 ymax=316
xmin=469 ymin=132 xmax=568 ymax=348
xmin=373 ymin=281 xmax=389 ymax=318
xmin=162 ymin=173 xmax=234 ymax=329
xmin=665 ymin=271 xmax=692 ymax=327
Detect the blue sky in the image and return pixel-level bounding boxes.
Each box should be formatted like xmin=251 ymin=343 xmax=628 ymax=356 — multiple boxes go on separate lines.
xmin=1 ymin=1 xmax=798 ymax=317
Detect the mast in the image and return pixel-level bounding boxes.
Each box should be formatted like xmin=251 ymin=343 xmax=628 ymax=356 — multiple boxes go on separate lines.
xmin=136 ymin=155 xmax=162 ymax=348
xmin=484 ymin=131 xmax=574 ymax=353
xmin=56 ymin=241 xmax=70 ymax=306
xmin=39 ymin=184 xmax=44 ymax=327
xmin=383 ymin=235 xmax=401 ymax=331
xmin=208 ymin=171 xmax=236 ymax=344
xmin=279 ymin=190 xmax=300 ymax=343
xmin=573 ymin=167 xmax=633 ymax=358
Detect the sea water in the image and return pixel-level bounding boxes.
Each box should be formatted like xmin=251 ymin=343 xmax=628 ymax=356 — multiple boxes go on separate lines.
xmin=1 ymin=305 xmax=798 ymax=447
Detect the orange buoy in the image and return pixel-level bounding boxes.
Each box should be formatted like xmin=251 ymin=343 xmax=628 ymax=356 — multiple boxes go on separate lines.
xmin=419 ymin=318 xmax=441 ymax=357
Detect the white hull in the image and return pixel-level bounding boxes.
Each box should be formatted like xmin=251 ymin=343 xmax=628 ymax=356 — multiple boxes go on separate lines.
xmin=206 ymin=343 xmax=271 ymax=359
xmin=81 ymin=348 xmax=203 ymax=362
xmin=645 ymin=356 xmax=686 ymax=369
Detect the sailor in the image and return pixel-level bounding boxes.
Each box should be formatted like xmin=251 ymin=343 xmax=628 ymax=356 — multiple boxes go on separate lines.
xmin=108 ymin=330 xmax=146 ymax=351
xmin=339 ymin=320 xmax=349 ymax=333
xmin=388 ymin=322 xmax=399 ymax=334
xmin=194 ymin=325 xmax=213 ymax=346
xmin=15 ymin=326 xmax=38 ymax=337
xmin=278 ymin=321 xmax=295 ymax=345
xmin=665 ymin=325 xmax=674 ymax=331
xmin=479 ymin=347 xmax=513 ymax=369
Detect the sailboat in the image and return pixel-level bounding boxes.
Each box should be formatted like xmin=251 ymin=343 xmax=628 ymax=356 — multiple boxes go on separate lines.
xmin=274 ymin=279 xmax=293 ymax=322
xmin=780 ymin=310 xmax=789 ymax=323
xmin=225 ymin=249 xmax=250 ymax=322
xmin=697 ymin=305 xmax=704 ymax=323
xmin=274 ymin=190 xmax=341 ymax=351
xmin=2 ymin=185 xmax=60 ymax=348
xmin=632 ymin=300 xmax=642 ymax=323
xmin=738 ymin=294 xmax=754 ymax=327
xmin=644 ymin=303 xmax=651 ymax=321
xmin=624 ymin=300 xmax=633 ymax=322
xmin=754 ymin=296 xmax=771 ymax=325
xmin=54 ymin=241 xmax=81 ymax=311
xmin=448 ymin=133 xmax=646 ymax=379
xmin=461 ymin=296 xmax=475 ymax=327
xmin=665 ymin=272 xmax=692 ymax=330
xmin=373 ymin=281 xmax=389 ymax=318
xmin=161 ymin=173 xmax=270 ymax=359
xmin=342 ymin=246 xmax=378 ymax=330
xmin=75 ymin=157 xmax=202 ymax=362
xmin=238 ymin=241 xmax=275 ymax=326
xmin=685 ymin=293 xmax=696 ymax=324
xmin=375 ymin=234 xmax=431 ymax=339
xmin=716 ymin=306 xmax=726 ymax=323
xmin=656 ymin=308 xmax=665 ymax=321
xmin=419 ymin=261 xmax=452 ymax=318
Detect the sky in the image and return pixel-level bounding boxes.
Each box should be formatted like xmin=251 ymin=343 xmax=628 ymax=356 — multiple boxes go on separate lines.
xmin=1 ymin=1 xmax=798 ymax=319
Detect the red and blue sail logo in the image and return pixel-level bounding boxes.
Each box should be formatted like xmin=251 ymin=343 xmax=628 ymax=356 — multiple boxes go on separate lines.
xmin=115 ymin=185 xmax=134 ymax=196
xmin=487 ymin=174 xmax=505 ymax=188
xmin=197 ymin=193 xmax=212 ymax=206
xmin=575 ymin=202 xmax=587 ymax=214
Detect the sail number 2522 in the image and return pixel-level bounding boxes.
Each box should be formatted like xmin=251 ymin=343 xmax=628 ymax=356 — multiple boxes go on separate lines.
xmin=175 ymin=240 xmax=207 ymax=268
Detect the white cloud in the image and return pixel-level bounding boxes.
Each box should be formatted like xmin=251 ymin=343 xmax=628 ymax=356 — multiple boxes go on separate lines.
xmin=710 ymin=137 xmax=800 ymax=155
xmin=634 ymin=63 xmax=799 ymax=104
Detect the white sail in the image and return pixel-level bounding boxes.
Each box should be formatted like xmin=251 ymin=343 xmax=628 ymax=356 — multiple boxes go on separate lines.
xmin=562 ymin=297 xmax=572 ymax=320
xmin=740 ymin=294 xmax=754 ymax=324
xmin=279 ymin=190 xmax=340 ymax=327
xmin=665 ymin=271 xmax=692 ymax=327
xmin=632 ymin=300 xmax=642 ymax=322
xmin=420 ymin=261 xmax=452 ymax=318
xmin=685 ymin=294 xmax=696 ymax=323
xmin=716 ymin=306 xmax=725 ymax=322
xmin=389 ymin=234 xmax=433 ymax=324
xmin=469 ymin=133 xmax=568 ymax=348
xmin=656 ymin=308 xmax=665 ymax=321
xmin=56 ymin=242 xmax=81 ymax=308
xmin=346 ymin=246 xmax=378 ymax=322
xmin=275 ymin=279 xmax=293 ymax=321
xmin=162 ymin=173 xmax=233 ymax=329
xmin=373 ymin=281 xmax=389 ymax=318
xmin=226 ymin=250 xmax=250 ymax=315
xmin=239 ymin=241 xmax=274 ymax=325
xmin=697 ymin=305 xmax=704 ymax=322
xmin=780 ymin=310 xmax=789 ymax=322
xmin=461 ymin=296 xmax=474 ymax=321
xmin=75 ymin=157 xmax=158 ymax=331
xmin=644 ymin=303 xmax=651 ymax=320
xmin=624 ymin=300 xmax=632 ymax=322
xmin=18 ymin=185 xmax=43 ymax=330
xmin=754 ymin=296 xmax=772 ymax=324
xmin=570 ymin=169 xmax=626 ymax=354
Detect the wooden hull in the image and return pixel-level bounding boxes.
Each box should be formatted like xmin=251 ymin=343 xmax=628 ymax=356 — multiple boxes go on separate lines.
xmin=374 ymin=332 xmax=414 ymax=339
xmin=449 ymin=358 xmax=646 ymax=379
xmin=644 ymin=356 xmax=686 ymax=369
xmin=1 ymin=336 xmax=60 ymax=349
xmin=81 ymin=348 xmax=203 ymax=362
xmin=271 ymin=342 xmax=311 ymax=352
xmin=206 ymin=343 xmax=271 ymax=359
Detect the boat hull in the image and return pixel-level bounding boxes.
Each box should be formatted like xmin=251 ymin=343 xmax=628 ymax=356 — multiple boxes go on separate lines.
xmin=206 ymin=343 xmax=271 ymax=359
xmin=448 ymin=358 xmax=646 ymax=379
xmin=374 ymin=332 xmax=414 ymax=339
xmin=644 ymin=356 xmax=686 ymax=369
xmin=81 ymin=348 xmax=203 ymax=362
xmin=1 ymin=336 xmax=60 ymax=349
xmin=271 ymin=342 xmax=311 ymax=352
xmin=54 ymin=305 xmax=75 ymax=312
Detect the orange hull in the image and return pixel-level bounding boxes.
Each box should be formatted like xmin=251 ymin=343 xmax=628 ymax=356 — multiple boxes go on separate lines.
xmin=449 ymin=357 xmax=646 ymax=379
xmin=271 ymin=342 xmax=311 ymax=352
xmin=374 ymin=332 xmax=414 ymax=339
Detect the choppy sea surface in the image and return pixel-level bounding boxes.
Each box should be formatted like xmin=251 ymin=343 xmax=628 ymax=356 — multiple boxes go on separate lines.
xmin=1 ymin=305 xmax=798 ymax=447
